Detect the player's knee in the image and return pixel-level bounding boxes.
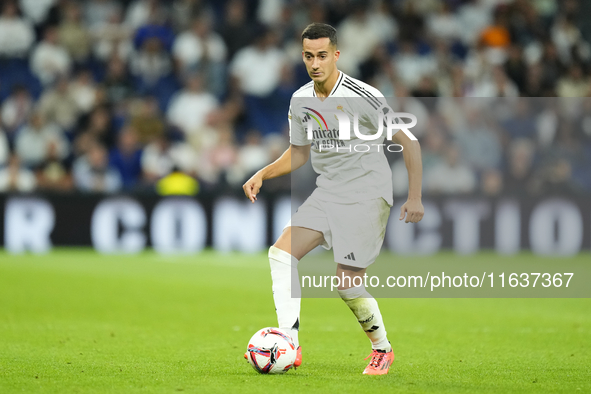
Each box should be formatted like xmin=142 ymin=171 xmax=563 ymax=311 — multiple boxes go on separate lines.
xmin=272 ymin=227 xmax=292 ymax=255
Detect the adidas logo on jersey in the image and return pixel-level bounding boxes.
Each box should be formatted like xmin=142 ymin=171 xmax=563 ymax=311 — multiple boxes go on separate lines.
xmin=344 ymin=252 xmax=356 ymax=261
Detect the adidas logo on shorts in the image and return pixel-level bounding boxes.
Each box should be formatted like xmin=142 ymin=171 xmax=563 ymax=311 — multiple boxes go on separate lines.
xmin=344 ymin=252 xmax=356 ymax=261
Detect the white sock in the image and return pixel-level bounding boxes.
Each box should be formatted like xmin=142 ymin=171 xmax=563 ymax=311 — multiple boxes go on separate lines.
xmin=269 ymin=246 xmax=301 ymax=348
xmin=338 ymin=286 xmax=391 ymax=351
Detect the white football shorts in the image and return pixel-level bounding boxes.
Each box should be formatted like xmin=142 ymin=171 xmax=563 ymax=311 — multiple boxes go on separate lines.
xmin=285 ymin=195 xmax=391 ymax=268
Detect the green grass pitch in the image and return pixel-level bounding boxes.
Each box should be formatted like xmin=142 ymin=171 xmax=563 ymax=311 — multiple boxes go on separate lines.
xmin=0 ymin=249 xmax=589 ymax=393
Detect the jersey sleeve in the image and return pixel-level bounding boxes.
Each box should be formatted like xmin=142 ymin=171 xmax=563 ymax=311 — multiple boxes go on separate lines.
xmin=288 ymin=103 xmax=309 ymax=146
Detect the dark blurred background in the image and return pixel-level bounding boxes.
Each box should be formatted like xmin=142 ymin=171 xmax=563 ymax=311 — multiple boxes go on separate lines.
xmin=0 ymin=0 xmax=590 ymax=198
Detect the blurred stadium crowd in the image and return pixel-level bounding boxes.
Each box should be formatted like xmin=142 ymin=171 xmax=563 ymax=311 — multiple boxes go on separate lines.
xmin=0 ymin=0 xmax=590 ymax=196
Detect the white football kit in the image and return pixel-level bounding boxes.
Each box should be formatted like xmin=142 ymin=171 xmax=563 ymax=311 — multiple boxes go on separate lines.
xmin=287 ymin=71 xmax=395 ymax=268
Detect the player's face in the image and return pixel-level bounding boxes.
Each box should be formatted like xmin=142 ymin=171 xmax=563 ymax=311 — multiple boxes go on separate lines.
xmin=302 ymin=38 xmax=340 ymax=83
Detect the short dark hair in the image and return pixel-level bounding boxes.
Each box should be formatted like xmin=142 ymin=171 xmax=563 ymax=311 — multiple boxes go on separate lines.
xmin=301 ymin=23 xmax=337 ymax=47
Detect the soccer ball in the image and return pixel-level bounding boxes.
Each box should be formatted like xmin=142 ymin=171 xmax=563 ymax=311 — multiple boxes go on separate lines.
xmin=246 ymin=327 xmax=297 ymax=374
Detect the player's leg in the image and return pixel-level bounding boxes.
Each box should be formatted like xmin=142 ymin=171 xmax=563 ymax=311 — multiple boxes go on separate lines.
xmin=336 ymin=263 xmax=391 ymax=352
xmin=274 ymin=225 xmax=324 ymax=260
xmin=269 ymin=225 xmax=324 ymax=349
xmin=337 ymin=263 xmax=394 ymax=375
xmin=330 ymin=198 xmax=394 ymax=374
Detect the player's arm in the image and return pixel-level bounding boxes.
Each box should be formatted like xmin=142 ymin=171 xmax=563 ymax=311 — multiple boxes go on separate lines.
xmin=392 ymin=130 xmax=424 ymax=223
xmin=242 ymin=144 xmax=310 ymax=203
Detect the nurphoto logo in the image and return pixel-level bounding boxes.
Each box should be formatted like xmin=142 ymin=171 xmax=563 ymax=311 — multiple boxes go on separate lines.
xmin=302 ymin=108 xmax=418 ymax=153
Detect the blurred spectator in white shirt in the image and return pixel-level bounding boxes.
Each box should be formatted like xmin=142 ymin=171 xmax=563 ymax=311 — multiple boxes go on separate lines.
xmin=83 ymin=0 xmax=122 ymax=29
xmin=230 ymin=28 xmax=285 ymax=97
xmin=198 ymin=124 xmax=237 ymax=184
xmin=370 ymin=0 xmax=398 ymax=43
xmin=337 ymin=3 xmax=394 ymax=77
xmin=0 ymin=1 xmax=35 ymax=58
xmin=257 ymin=0 xmax=283 ymax=27
xmin=425 ymin=144 xmax=477 ymax=195
xmin=142 ymin=134 xmax=199 ymax=182
xmin=457 ymin=0 xmax=493 ymax=46
xmin=125 ymin=0 xmax=168 ymax=32
xmin=469 ymin=66 xmax=519 ymax=97
xmin=173 ymin=14 xmax=227 ymax=95
xmin=171 ymin=0 xmax=213 ymax=31
xmin=0 ymin=154 xmax=36 ymax=192
xmin=551 ymin=15 xmax=584 ymax=64
xmin=15 ymin=111 xmax=69 ymax=168
xmin=227 ymin=130 xmax=270 ymax=185
xmin=427 ymin=2 xmax=461 ymax=43
xmin=456 ymin=109 xmax=502 ymax=171
xmin=393 ymin=41 xmax=437 ymax=89
xmin=167 ymin=73 xmax=218 ymax=137
xmin=18 ymin=0 xmax=56 ymax=26
xmin=557 ymin=63 xmax=591 ymax=97
xmin=1 ymin=85 xmax=33 ymax=135
xmin=30 ymin=26 xmax=72 ymax=86
xmin=91 ymin=12 xmax=133 ymax=62
xmin=73 ymin=141 xmax=122 ymax=192
xmin=69 ymin=70 xmax=97 ymax=114
xmin=38 ymin=77 xmax=80 ymax=131
xmin=130 ymin=37 xmax=172 ymax=87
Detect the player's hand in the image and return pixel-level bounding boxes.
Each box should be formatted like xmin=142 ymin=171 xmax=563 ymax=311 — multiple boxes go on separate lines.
xmin=399 ymin=198 xmax=424 ymax=223
xmin=243 ymin=173 xmax=263 ymax=203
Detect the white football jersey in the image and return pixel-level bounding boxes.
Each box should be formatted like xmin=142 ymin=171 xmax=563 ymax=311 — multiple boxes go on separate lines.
xmin=289 ymin=71 xmax=395 ymax=206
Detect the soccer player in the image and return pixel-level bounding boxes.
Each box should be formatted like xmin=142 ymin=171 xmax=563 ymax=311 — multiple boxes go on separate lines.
xmin=243 ymin=23 xmax=424 ymax=375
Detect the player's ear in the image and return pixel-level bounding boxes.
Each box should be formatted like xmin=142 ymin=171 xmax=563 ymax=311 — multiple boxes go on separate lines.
xmin=334 ymin=49 xmax=340 ymax=61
